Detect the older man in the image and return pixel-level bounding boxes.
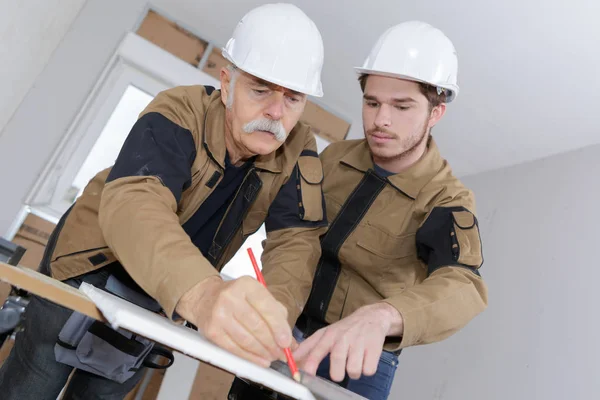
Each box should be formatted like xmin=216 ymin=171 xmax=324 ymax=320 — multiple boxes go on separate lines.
xmin=0 ymin=4 xmax=328 ymax=399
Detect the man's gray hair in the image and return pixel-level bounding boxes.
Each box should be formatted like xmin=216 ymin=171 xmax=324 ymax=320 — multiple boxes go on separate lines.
xmin=226 ymin=64 xmax=239 ymax=109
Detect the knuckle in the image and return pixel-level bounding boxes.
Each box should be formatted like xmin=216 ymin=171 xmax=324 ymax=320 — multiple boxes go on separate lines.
xmin=237 ymin=276 xmax=254 ymax=288
xmin=204 ymin=326 xmax=218 ymax=341
xmin=305 ymin=356 xmax=320 ymax=368
xmin=332 ymin=336 xmax=347 ymax=350
xmin=245 ymin=314 xmax=262 ymax=332
xmin=215 ymin=290 xmax=230 ymax=306
xmin=213 ymin=307 xmax=228 ymax=323
xmin=278 ymin=304 xmax=288 ymax=318
xmin=238 ymin=335 xmax=255 ymax=350
xmin=223 ymin=287 xmax=239 ymax=303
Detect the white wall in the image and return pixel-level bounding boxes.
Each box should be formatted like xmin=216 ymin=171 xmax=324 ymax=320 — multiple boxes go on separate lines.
xmin=0 ymin=0 xmax=149 ymax=236
xmin=390 ymin=143 xmax=600 ymax=400
xmin=0 ymin=0 xmax=86 ymax=138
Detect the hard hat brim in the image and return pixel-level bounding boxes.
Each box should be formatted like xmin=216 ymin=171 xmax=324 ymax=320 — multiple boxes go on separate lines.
xmin=223 ymin=50 xmax=324 ymax=97
xmin=354 ymin=67 xmax=458 ymax=102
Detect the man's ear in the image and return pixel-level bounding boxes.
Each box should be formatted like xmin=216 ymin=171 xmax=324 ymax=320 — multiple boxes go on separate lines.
xmin=220 ymin=67 xmax=232 ymax=106
xmin=427 ymin=103 xmax=447 ymax=129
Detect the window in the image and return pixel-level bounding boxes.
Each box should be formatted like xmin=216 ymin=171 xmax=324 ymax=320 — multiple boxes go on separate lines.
xmin=67 ymin=85 xmax=154 ymax=203
xmin=25 ymin=33 xmax=219 ymax=219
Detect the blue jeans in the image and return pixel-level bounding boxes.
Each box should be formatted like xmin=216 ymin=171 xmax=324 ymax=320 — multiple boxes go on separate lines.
xmin=0 ymin=269 xmax=146 ymax=400
xmin=293 ymin=327 xmax=399 ymax=400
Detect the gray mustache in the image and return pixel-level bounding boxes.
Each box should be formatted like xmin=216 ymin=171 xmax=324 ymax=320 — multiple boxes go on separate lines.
xmin=243 ymin=118 xmax=287 ymax=142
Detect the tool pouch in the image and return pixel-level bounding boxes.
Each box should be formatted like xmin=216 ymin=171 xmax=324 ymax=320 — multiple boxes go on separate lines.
xmin=54 ymin=274 xmax=173 ymax=383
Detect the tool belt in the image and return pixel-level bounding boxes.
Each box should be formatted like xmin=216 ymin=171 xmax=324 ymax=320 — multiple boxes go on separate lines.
xmin=54 ymin=273 xmax=174 ymax=383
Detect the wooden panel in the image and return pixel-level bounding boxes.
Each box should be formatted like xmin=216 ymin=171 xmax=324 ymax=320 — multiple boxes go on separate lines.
xmin=301 ymin=101 xmax=350 ymax=143
xmin=136 ymin=10 xmax=207 ymax=67
xmin=0 ymin=213 xmax=56 ymax=308
xmin=201 ymin=47 xmax=229 ymax=81
xmin=188 ymin=362 xmax=235 ymax=399
xmin=10 ymin=212 xmax=55 ymax=270
xmin=0 ymin=262 xmax=104 ymax=321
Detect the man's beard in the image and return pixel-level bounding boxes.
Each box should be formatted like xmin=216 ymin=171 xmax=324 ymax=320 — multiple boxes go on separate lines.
xmin=368 ymin=120 xmax=429 ymax=162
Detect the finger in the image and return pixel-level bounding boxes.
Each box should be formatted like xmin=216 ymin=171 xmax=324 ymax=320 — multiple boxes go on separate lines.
xmin=232 ymin=299 xmax=282 ymax=359
xmin=290 ymin=338 xmax=300 ymax=352
xmin=223 ymin=310 xmax=275 ymax=362
xmin=211 ymin=329 xmax=271 ymax=368
xmin=329 ymin=334 xmax=351 ymax=382
xmin=245 ymin=284 xmax=291 ymax=348
xmin=345 ymin=338 xmax=365 ymax=380
xmin=277 ymin=338 xmax=301 ymax=363
xmin=293 ymin=329 xmax=325 ymax=361
xmin=362 ymin=336 xmax=386 ymax=376
xmin=303 ymin=329 xmax=337 ymax=376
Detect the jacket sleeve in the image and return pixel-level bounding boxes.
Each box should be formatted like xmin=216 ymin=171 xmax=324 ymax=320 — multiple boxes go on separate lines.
xmin=262 ymin=131 xmax=328 ymax=328
xmin=383 ymin=196 xmax=488 ymax=351
xmin=98 ymin=87 xmax=220 ymax=319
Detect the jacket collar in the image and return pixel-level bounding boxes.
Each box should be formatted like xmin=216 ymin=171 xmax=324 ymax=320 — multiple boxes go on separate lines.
xmin=340 ymin=137 xmax=445 ymax=199
xmin=203 ymin=93 xmax=282 ymax=173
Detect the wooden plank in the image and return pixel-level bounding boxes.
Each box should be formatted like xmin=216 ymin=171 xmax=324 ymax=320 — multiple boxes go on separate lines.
xmin=136 ymin=10 xmax=207 ymax=67
xmin=0 ymin=262 xmax=104 ymax=321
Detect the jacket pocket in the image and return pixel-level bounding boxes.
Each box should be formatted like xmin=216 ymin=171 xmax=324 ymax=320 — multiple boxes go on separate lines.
xmin=297 ymin=155 xmax=324 ymax=222
xmin=451 ymin=211 xmax=483 ymax=267
xmin=355 ymin=224 xmax=421 ymax=292
xmin=356 ymin=224 xmax=416 ymax=260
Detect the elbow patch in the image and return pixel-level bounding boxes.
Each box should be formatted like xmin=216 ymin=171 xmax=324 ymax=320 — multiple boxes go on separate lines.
xmin=416 ymin=207 xmax=483 ymax=276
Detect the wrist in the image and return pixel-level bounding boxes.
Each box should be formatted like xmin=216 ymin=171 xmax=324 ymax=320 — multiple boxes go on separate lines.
xmin=371 ymin=302 xmax=404 ymax=337
xmin=176 ymin=276 xmax=223 ymax=321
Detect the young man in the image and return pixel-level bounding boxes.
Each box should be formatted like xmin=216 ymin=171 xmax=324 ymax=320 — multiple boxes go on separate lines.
xmin=288 ymin=21 xmax=488 ymax=400
xmin=0 ymin=4 xmax=328 ymax=399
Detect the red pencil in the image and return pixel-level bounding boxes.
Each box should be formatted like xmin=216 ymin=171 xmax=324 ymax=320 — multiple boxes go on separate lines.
xmin=247 ymin=247 xmax=301 ymax=382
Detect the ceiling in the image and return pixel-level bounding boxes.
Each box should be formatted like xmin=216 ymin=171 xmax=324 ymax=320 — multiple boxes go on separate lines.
xmin=152 ymin=0 xmax=600 ymax=177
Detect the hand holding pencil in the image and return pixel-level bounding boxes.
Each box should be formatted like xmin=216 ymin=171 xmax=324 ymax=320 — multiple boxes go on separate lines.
xmin=247 ymin=247 xmax=301 ymax=382
xmin=177 ymin=254 xmax=293 ymax=369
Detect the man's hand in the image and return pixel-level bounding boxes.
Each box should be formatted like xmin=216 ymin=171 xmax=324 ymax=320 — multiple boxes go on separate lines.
xmin=294 ymin=303 xmax=403 ymax=382
xmin=176 ymin=275 xmax=292 ymax=367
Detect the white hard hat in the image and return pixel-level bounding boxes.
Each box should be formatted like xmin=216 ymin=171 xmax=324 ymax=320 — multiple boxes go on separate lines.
xmin=223 ymin=3 xmax=324 ymax=97
xmin=355 ymin=21 xmax=459 ymax=102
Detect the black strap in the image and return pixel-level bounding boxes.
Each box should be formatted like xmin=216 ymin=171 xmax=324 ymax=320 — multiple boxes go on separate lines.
xmin=87 ymin=321 xmax=147 ymax=357
xmin=303 ymin=170 xmax=387 ymax=321
xmin=143 ymin=345 xmax=175 ymax=369
xmin=295 ymin=313 xmax=328 ymax=337
xmin=206 ymin=169 xmax=262 ymax=266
